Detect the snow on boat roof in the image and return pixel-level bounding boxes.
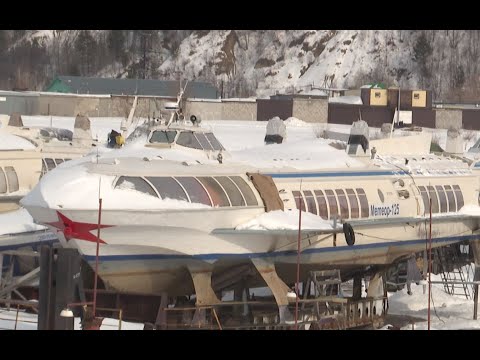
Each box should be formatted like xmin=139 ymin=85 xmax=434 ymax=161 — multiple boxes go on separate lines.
xmin=0 ymin=132 xmax=36 ymax=150
xmin=0 ymin=208 xmax=46 ymax=235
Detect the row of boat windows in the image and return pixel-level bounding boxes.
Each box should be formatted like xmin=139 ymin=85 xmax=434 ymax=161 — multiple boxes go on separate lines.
xmin=292 ymin=188 xmax=369 ymax=220
xmin=292 ymin=185 xmax=466 ymax=219
xmin=417 ymin=185 xmax=464 ymax=214
xmin=114 ymin=175 xmax=258 ymax=208
xmin=149 ymin=130 xmax=225 ymax=151
xmin=0 ymin=167 xmax=19 ymax=194
xmin=41 ymin=158 xmax=71 ymax=175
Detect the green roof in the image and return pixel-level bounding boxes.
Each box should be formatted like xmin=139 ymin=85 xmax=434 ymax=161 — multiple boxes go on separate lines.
xmin=45 ymin=76 xmax=218 ymax=99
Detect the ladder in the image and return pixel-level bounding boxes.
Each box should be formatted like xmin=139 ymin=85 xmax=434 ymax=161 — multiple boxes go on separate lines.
xmin=306 ymin=270 xmax=343 ymax=317
xmin=311 ymin=270 xmax=343 ymax=297
xmin=434 ymin=244 xmax=474 ymax=299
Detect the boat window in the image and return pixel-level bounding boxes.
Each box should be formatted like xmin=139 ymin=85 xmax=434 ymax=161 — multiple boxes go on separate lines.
xmin=115 ymin=176 xmax=157 ymax=198
xmin=355 ymin=188 xmax=369 ymax=218
xmin=205 ymin=133 xmax=225 ymax=151
xmin=45 ymin=158 xmax=56 ymax=171
xmin=215 ymin=176 xmax=245 ymax=206
xmin=314 ymin=190 xmax=328 ymax=220
xmin=346 ymin=188 xmax=359 ymax=219
xmin=303 ymin=190 xmax=317 ymax=215
xmin=149 ymin=130 xmax=177 ymax=144
xmin=146 ymin=177 xmax=188 ymax=202
xmin=325 ymin=190 xmax=339 ymax=219
xmin=435 ymin=185 xmax=448 ymax=213
xmin=5 ymin=167 xmax=19 ymax=193
xmin=197 ymin=177 xmax=230 ymax=207
xmin=195 ymin=133 xmax=214 ymax=151
xmin=176 ymin=132 xmax=203 ymax=150
xmin=444 ymin=185 xmax=456 ymax=212
xmin=55 ymin=159 xmax=64 ymax=166
xmin=64 ymin=158 xmax=71 ymax=162
xmin=453 ymin=185 xmax=464 ymax=210
xmin=417 ymin=186 xmax=430 ymax=213
xmin=0 ymin=168 xmax=6 ymax=193
xmin=335 ymin=189 xmax=349 ymax=219
xmin=175 ymin=177 xmax=212 ymax=206
xmin=377 ymin=189 xmax=385 ymax=203
xmin=230 ymin=176 xmax=258 ymax=206
xmin=427 ymin=186 xmax=439 ymax=213
xmin=292 ymin=191 xmax=306 ymax=211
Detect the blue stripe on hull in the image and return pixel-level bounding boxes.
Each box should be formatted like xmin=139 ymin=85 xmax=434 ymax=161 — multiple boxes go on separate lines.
xmin=264 ymin=170 xmax=407 ymax=178
xmin=84 ymin=234 xmax=480 ymax=262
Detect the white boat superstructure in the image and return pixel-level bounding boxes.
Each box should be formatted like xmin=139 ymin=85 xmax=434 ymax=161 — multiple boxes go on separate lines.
xmin=119 ymin=81 xmax=228 ymax=164
xmin=0 ymin=114 xmax=99 ymax=212
xmin=122 ymin=120 xmax=228 ymax=164
xmin=21 ymin=130 xmax=480 ymax=307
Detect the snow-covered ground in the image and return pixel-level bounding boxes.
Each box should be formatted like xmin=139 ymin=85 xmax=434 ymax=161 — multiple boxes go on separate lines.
xmin=21 ymin=115 xmax=123 ymax=144
xmin=0 ymin=308 xmax=144 ymax=330
xmin=385 ymin=267 xmax=480 ymax=330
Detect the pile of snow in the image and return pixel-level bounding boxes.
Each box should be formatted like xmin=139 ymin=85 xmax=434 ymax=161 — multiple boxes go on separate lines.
xmin=328 ymin=96 xmax=363 ymax=105
xmin=0 ymin=307 xmax=144 ymax=330
xmin=387 ymin=269 xmax=480 ymax=330
xmin=284 ymin=117 xmax=310 ymax=127
xmin=236 ymin=209 xmax=339 ymax=231
xmin=231 ymin=138 xmax=365 ymax=170
xmin=21 ymin=162 xmax=211 ymax=210
xmin=0 ymin=208 xmax=46 ymax=235
xmin=459 ymin=205 xmax=480 ymax=216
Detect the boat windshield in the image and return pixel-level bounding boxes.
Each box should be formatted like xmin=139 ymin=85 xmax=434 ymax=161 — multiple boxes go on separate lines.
xmin=149 ymin=130 xmax=177 ymax=144
xmin=176 ymin=131 xmax=226 ymax=151
xmin=176 ymin=131 xmax=203 ymax=150
xmin=205 ymin=133 xmax=225 ymax=151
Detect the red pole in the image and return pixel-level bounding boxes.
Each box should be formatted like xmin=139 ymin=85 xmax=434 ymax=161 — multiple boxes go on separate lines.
xmin=428 ymin=197 xmax=432 ymax=331
xmin=93 ymin=197 xmax=102 ymax=317
xmin=295 ymin=180 xmax=303 ymax=330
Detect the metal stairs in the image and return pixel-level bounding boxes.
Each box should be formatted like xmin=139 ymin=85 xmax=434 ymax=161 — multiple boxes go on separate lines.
xmin=434 ymin=244 xmax=474 ymax=299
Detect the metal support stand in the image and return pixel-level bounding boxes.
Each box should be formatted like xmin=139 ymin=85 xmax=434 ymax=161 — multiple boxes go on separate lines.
xmin=38 ymin=246 xmax=83 ymax=330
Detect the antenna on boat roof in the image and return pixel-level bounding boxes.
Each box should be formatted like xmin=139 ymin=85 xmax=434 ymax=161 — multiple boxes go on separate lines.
xmin=166 ymin=80 xmax=189 ymax=128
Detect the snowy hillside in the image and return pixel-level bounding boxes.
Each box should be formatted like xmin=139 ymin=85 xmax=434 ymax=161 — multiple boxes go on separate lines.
xmin=1 ymin=30 xmax=478 ymax=101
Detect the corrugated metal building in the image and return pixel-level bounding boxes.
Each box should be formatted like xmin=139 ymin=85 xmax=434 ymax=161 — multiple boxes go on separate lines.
xmin=0 ymin=91 xmax=39 ymax=115
xmin=257 ymin=97 xmax=293 ymax=121
xmin=45 ymin=76 xmax=219 ymax=99
xmin=257 ymin=94 xmax=328 ymax=123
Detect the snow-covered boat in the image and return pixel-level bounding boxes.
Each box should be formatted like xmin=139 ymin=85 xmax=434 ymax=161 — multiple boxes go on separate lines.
xmin=0 ymin=114 xmax=99 ymax=212
xmin=21 ymin=118 xmax=480 ymax=310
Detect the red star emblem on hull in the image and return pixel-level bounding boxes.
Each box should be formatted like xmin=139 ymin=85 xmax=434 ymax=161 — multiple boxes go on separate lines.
xmin=47 ymin=211 xmax=112 ymax=244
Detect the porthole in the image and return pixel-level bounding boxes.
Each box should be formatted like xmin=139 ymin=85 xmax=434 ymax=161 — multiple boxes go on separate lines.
xmin=377 ymin=189 xmax=385 ymax=203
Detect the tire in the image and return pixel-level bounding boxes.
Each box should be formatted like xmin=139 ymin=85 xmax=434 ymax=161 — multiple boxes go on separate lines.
xmin=343 ymin=223 xmax=355 ymax=246
xmin=190 ymin=115 xmax=197 ymax=122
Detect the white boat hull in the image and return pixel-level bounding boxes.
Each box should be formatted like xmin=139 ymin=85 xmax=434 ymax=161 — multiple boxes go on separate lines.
xmin=27 ymin=206 xmax=478 ymax=295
